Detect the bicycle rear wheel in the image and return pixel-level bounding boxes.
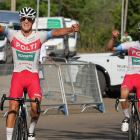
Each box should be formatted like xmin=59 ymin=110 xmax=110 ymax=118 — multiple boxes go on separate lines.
xmin=128 ymin=114 xmax=139 ymax=140
xmin=12 ymin=116 xmax=23 ymax=140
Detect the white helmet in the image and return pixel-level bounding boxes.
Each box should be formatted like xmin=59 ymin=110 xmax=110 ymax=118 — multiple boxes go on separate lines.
xmin=19 ymin=7 xmax=36 ymax=20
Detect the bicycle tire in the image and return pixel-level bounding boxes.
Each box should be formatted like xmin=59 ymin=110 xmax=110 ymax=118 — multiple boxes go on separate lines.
xmin=22 ymin=109 xmax=28 ymax=140
xmin=12 ymin=116 xmax=22 ymax=140
xmin=128 ymin=114 xmax=138 ymax=140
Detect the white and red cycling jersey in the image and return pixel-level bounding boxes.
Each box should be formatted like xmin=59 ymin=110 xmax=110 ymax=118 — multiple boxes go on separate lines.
xmin=7 ymin=29 xmax=49 ymax=73
xmin=117 ymin=41 xmax=140 ymax=75
xmin=3 ymin=29 xmax=52 ymax=99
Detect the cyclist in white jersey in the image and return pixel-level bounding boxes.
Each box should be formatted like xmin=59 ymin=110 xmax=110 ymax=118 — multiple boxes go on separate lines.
xmin=106 ymin=25 xmax=140 ymax=132
xmin=0 ymin=7 xmax=79 ymax=140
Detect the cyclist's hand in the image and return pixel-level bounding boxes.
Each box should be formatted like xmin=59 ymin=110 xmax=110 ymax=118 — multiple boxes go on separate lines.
xmin=71 ymin=24 xmax=79 ymax=32
xmin=111 ymin=27 xmax=119 ymax=40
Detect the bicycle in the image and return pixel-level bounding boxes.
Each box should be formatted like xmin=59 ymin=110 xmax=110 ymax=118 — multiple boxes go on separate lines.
xmin=115 ymin=92 xmax=140 ymax=140
xmin=0 ymin=88 xmax=40 ymax=140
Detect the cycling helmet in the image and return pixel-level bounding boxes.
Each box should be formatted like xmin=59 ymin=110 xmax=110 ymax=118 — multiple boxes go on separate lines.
xmin=137 ymin=23 xmax=140 ymax=32
xmin=19 ymin=7 xmax=36 ymax=20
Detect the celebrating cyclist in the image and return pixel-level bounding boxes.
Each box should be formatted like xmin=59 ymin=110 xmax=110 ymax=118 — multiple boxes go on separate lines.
xmin=106 ymin=24 xmax=140 ymax=132
xmin=1 ymin=7 xmax=79 ymax=140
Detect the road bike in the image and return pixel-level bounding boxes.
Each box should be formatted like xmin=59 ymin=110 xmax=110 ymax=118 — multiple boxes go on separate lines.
xmin=0 ymin=88 xmax=40 ymax=140
xmin=115 ymin=92 xmax=140 ymax=140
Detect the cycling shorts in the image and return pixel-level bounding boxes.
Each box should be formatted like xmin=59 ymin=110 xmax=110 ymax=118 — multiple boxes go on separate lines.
xmin=9 ymin=70 xmax=42 ymax=101
xmin=121 ymin=74 xmax=140 ymax=107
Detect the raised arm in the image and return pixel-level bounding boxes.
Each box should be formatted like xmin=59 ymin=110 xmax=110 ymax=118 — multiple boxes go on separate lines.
xmin=106 ymin=27 xmax=119 ymax=51
xmin=51 ymin=24 xmax=79 ymax=37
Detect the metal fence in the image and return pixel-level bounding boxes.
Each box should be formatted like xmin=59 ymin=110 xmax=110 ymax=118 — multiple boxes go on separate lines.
xmin=40 ymin=63 xmax=68 ymax=115
xmin=59 ymin=62 xmax=105 ymax=113
xmin=41 ymin=58 xmax=105 ymax=114
xmin=0 ymin=64 xmax=14 ymax=114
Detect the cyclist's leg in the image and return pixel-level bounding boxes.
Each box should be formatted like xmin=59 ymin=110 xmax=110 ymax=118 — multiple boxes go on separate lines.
xmin=135 ymin=87 xmax=140 ymax=115
xmin=6 ymin=72 xmax=24 ymax=140
xmin=130 ymin=74 xmax=140 ymax=115
xmin=121 ymin=75 xmax=134 ymax=132
xmin=121 ymin=87 xmax=130 ymax=114
xmin=27 ymin=73 xmax=42 ymax=139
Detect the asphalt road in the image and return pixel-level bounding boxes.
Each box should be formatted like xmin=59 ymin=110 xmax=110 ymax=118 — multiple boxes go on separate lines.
xmin=0 ymin=93 xmax=131 ymax=140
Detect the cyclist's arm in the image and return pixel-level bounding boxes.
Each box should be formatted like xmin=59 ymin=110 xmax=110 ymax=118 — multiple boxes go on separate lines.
xmin=106 ymin=38 xmax=117 ymax=51
xmin=106 ymin=28 xmax=119 ymax=51
xmin=0 ymin=25 xmax=9 ymax=36
xmin=51 ymin=24 xmax=79 ymax=37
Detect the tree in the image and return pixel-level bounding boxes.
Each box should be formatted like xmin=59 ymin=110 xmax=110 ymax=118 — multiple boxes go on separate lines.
xmin=110 ymin=0 xmax=140 ymax=43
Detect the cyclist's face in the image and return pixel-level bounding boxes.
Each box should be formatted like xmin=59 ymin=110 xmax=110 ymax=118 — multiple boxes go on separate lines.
xmin=20 ymin=17 xmax=35 ymax=32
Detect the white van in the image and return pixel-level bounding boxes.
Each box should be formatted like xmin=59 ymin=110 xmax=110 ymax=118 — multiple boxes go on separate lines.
xmin=65 ymin=18 xmax=80 ymax=57
xmin=32 ymin=17 xmax=69 ymax=58
xmin=0 ymin=22 xmax=14 ymax=63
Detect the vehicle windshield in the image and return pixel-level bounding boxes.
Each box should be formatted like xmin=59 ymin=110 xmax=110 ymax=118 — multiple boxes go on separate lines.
xmin=14 ymin=25 xmax=21 ymax=30
xmin=34 ymin=29 xmax=64 ymax=39
xmin=0 ymin=34 xmax=5 ymax=40
xmin=111 ymin=50 xmax=128 ymax=56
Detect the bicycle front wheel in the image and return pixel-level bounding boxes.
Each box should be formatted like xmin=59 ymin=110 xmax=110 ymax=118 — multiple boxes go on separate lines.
xmin=22 ymin=109 xmax=28 ymax=140
xmin=128 ymin=114 xmax=139 ymax=140
xmin=12 ymin=116 xmax=22 ymax=140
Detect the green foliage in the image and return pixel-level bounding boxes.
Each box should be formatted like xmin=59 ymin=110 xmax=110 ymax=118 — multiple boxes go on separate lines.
xmin=110 ymin=0 xmax=140 ymax=42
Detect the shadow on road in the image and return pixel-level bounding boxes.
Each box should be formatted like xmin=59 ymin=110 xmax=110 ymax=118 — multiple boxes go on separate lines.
xmin=36 ymin=123 xmax=127 ymax=140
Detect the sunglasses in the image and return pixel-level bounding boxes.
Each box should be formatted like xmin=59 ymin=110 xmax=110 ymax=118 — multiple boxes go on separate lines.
xmin=20 ymin=17 xmax=33 ymax=23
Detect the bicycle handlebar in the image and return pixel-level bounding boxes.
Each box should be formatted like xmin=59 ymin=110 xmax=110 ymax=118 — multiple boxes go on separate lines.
xmin=115 ymin=97 xmax=140 ymax=112
xmin=0 ymin=94 xmax=40 ymax=114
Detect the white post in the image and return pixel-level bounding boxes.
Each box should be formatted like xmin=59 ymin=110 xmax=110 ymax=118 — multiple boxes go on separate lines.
xmin=11 ymin=0 xmax=16 ymax=11
xmin=36 ymin=0 xmax=40 ymax=32
xmin=124 ymin=0 xmax=129 ymax=32
xmin=121 ymin=0 xmax=124 ymax=38
xmin=48 ymin=0 xmax=50 ymax=17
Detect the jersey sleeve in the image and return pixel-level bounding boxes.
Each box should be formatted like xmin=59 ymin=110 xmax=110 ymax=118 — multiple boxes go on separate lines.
xmin=39 ymin=30 xmax=53 ymax=44
xmin=6 ymin=29 xmax=17 ymax=42
xmin=40 ymin=43 xmax=47 ymax=63
xmin=121 ymin=42 xmax=131 ymax=50
xmin=1 ymin=28 xmax=9 ymax=36
xmin=115 ymin=42 xmax=130 ymax=51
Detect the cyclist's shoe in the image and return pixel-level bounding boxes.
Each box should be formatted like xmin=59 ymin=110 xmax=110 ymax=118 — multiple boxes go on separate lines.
xmin=121 ymin=117 xmax=130 ymax=132
xmin=28 ymin=132 xmax=36 ymax=140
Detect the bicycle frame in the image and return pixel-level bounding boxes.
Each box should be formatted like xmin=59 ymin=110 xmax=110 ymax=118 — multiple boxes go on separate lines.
xmin=2 ymin=89 xmax=28 ymax=118
xmin=0 ymin=89 xmax=40 ymax=140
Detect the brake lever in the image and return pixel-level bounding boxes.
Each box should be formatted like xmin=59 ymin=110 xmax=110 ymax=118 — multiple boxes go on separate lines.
xmin=115 ymin=97 xmax=119 ymax=112
xmin=1 ymin=94 xmax=6 ymax=111
xmin=35 ymin=98 xmax=40 ymax=114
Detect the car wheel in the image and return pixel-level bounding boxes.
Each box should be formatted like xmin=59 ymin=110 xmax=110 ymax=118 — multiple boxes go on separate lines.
xmin=97 ymin=70 xmax=106 ymax=95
